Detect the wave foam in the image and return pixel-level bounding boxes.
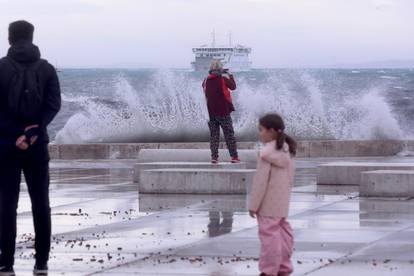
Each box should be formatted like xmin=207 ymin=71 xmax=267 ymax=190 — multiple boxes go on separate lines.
xmin=55 ymin=70 xmax=404 ymax=143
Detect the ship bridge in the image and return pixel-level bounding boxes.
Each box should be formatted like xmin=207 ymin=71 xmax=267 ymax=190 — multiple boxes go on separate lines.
xmin=191 ymin=34 xmax=252 ymax=72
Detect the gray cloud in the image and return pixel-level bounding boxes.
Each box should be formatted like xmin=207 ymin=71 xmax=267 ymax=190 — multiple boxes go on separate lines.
xmin=0 ymin=0 xmax=413 ymax=68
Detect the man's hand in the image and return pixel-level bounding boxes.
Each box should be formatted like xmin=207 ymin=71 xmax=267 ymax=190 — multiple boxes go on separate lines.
xmin=25 ymin=125 xmax=39 ymax=145
xmin=16 ymin=135 xmax=29 ymax=150
xmin=16 ymin=125 xmax=39 ymax=150
xmin=25 ymin=124 xmax=39 ymax=132
xmin=249 ymin=210 xmax=257 ymax=218
xmin=29 ymin=135 xmax=38 ymax=145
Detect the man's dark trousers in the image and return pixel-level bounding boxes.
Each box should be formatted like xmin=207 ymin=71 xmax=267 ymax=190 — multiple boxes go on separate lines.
xmin=0 ymin=142 xmax=51 ymax=266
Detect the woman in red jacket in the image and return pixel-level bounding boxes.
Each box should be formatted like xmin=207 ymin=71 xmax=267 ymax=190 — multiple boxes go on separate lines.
xmin=202 ymin=59 xmax=240 ymax=164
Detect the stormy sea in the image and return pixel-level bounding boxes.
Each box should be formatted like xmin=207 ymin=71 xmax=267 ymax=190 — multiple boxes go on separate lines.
xmin=52 ymin=68 xmax=414 ymax=144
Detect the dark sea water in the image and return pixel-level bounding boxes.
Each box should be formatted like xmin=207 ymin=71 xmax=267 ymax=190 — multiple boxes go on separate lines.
xmin=52 ymin=68 xmax=414 ymax=143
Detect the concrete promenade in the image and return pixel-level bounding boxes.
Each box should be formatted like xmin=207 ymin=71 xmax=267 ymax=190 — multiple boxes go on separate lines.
xmin=11 ymin=153 xmax=414 ymax=275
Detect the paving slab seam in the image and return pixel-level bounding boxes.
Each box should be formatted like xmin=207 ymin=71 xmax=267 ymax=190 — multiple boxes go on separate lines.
xmin=77 ymin=201 xmax=239 ymax=275
xmin=40 ymin=200 xmax=211 ymax=241
xmin=301 ymin=222 xmax=414 ymax=275
xmin=14 ymin=194 xmax=139 ymax=252
xmin=50 ymin=174 xmax=113 ymax=183
xmin=170 ymin=192 xmax=357 ymax=248
xmin=84 ymin=194 xmax=355 ymax=275
xmin=52 ymin=181 xmax=135 ymax=195
xmin=78 ymin=200 xmax=261 ymax=274
xmin=16 ymin=197 xmax=106 ymax=217
xmin=20 ymin=174 xmax=112 ymax=186
xmin=49 ymin=168 xmax=94 ymax=173
xmin=11 ymin=175 xmax=360 ymax=276
xmin=16 ymin=192 xmax=137 ymax=218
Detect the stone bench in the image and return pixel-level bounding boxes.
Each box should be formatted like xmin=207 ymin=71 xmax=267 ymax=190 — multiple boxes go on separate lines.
xmin=317 ymin=162 xmax=414 ymax=185
xmin=133 ymin=162 xmax=246 ymax=183
xmin=360 ymin=170 xmax=414 ymax=197
xmin=139 ymin=168 xmax=255 ymax=194
xmin=137 ymin=149 xmax=258 ymax=169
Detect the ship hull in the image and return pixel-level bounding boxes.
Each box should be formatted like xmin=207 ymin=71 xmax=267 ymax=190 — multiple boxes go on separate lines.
xmin=191 ymin=58 xmax=252 ymax=72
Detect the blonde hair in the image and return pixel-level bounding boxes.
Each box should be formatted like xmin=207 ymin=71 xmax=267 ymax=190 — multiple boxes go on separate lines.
xmin=210 ymin=59 xmax=223 ymax=70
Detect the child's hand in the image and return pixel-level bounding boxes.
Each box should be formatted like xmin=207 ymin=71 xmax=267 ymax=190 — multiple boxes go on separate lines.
xmin=249 ymin=210 xmax=257 ymax=218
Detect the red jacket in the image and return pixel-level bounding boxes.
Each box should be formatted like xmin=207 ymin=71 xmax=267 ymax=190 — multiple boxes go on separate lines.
xmin=202 ymin=73 xmax=237 ymax=117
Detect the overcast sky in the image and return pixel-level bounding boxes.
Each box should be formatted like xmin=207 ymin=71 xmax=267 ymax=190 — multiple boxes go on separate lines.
xmin=0 ymin=0 xmax=413 ymax=68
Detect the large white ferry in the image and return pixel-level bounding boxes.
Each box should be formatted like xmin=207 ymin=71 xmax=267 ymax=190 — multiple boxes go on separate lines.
xmin=191 ymin=32 xmax=252 ymax=72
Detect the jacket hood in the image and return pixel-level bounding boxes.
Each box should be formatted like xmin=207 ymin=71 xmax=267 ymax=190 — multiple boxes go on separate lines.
xmin=7 ymin=41 xmax=41 ymax=63
xmin=260 ymin=140 xmax=290 ymax=166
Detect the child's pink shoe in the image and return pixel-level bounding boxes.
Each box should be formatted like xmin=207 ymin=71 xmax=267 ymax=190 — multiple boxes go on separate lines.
xmin=211 ymin=159 xmax=219 ymax=164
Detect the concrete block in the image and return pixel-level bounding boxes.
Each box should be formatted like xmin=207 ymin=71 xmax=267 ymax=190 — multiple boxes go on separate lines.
xmin=139 ymin=168 xmax=255 ymax=194
xmin=138 ymin=194 xmax=246 ymax=212
xmin=109 ymin=143 xmax=158 ymax=159
xmin=296 ymin=140 xmax=310 ymax=158
xmin=157 ymin=142 xmax=257 ymax=150
xmin=360 ymin=170 xmax=414 ymax=197
xmin=58 ymin=144 xmax=110 ymax=160
xmin=360 ymin=198 xmax=414 ymax=221
xmin=49 ymin=140 xmax=414 ymax=160
xmin=137 ymin=149 xmax=258 ymax=169
xmin=48 ymin=144 xmax=59 ymax=159
xmin=157 ymin=142 xmax=209 ymax=149
xmin=317 ymin=162 xmax=414 ymax=185
xmin=230 ymin=142 xmax=257 ymax=150
xmin=134 ymin=162 xmax=246 ymax=183
xmin=309 ymin=140 xmax=404 ymax=157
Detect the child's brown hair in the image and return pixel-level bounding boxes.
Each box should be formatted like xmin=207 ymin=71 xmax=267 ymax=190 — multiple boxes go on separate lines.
xmin=259 ymin=113 xmax=297 ymax=156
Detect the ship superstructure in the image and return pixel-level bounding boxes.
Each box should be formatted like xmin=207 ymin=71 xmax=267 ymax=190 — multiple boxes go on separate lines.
xmin=191 ymin=32 xmax=252 ymax=71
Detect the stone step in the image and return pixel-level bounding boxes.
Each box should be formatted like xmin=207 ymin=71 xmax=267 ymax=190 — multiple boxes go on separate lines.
xmin=134 ymin=162 xmax=246 ymax=183
xmin=139 ymin=168 xmax=256 ymax=194
xmin=360 ymin=170 xmax=414 ymax=197
xmin=317 ymin=162 xmax=414 ymax=185
xmin=137 ymin=149 xmax=258 ymax=168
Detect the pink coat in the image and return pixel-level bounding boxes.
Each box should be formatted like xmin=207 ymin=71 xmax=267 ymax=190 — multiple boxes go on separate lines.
xmin=248 ymin=141 xmax=295 ymax=218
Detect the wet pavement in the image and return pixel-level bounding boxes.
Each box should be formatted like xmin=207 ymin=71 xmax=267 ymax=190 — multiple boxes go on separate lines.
xmin=11 ymin=156 xmax=414 ymax=275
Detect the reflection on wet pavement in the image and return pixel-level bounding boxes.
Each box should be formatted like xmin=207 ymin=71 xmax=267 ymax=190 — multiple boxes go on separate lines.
xmin=10 ymin=157 xmax=414 ymax=275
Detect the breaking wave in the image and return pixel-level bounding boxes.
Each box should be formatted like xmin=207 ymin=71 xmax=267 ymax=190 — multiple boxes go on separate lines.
xmin=55 ymin=69 xmax=404 ymax=143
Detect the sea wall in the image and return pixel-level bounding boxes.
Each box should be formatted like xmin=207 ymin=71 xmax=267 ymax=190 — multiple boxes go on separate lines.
xmin=49 ymin=140 xmax=414 ymax=160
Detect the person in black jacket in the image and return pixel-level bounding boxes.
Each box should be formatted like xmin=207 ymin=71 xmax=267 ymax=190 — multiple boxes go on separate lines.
xmin=0 ymin=20 xmax=61 ymax=276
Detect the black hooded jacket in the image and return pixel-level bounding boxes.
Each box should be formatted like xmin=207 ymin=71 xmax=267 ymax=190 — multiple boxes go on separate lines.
xmin=0 ymin=41 xmax=61 ymax=144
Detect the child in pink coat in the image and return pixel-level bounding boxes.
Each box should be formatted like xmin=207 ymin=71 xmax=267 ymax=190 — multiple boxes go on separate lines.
xmin=248 ymin=113 xmax=297 ymax=276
